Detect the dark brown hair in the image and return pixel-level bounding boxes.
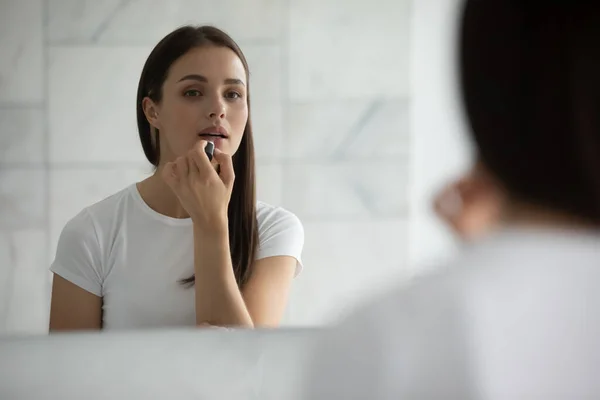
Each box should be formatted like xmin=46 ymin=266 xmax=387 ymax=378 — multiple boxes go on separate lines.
xmin=460 ymin=1 xmax=600 ymax=222
xmin=136 ymin=25 xmax=258 ymax=286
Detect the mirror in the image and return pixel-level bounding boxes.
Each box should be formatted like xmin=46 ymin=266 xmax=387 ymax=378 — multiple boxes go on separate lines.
xmin=0 ymin=0 xmax=464 ymax=335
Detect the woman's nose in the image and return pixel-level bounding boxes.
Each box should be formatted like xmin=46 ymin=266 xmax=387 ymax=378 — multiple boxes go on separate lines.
xmin=207 ymin=99 xmax=226 ymax=120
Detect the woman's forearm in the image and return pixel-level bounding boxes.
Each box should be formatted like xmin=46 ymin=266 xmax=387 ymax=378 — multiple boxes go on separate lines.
xmin=192 ymin=224 xmax=254 ymax=328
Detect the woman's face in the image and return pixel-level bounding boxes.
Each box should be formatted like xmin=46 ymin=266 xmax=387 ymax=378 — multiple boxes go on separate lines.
xmin=145 ymin=45 xmax=249 ymax=164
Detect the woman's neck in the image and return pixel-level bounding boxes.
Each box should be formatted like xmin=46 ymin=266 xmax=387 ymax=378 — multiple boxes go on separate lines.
xmin=500 ymin=200 xmax=595 ymax=232
xmin=136 ymin=170 xmax=190 ymax=219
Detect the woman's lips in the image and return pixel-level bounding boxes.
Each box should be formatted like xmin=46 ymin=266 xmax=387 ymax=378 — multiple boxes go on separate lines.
xmin=198 ymin=134 xmax=224 ymax=149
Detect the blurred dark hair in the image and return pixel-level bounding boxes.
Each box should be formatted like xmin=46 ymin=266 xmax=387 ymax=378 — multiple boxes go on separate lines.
xmin=136 ymin=26 xmax=258 ymax=286
xmin=460 ymin=1 xmax=600 ymax=222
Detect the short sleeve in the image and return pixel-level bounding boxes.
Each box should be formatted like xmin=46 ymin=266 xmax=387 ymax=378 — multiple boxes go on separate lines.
xmin=255 ymin=204 xmax=305 ymax=277
xmin=50 ymin=209 xmax=103 ymax=297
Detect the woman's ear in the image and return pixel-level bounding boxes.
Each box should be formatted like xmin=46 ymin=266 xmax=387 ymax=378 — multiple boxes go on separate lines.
xmin=434 ymin=164 xmax=505 ymax=241
xmin=142 ymin=97 xmax=161 ymax=130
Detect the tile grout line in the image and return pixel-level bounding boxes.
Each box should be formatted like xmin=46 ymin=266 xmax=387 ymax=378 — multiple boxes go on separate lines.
xmin=45 ymin=39 xmax=281 ymax=48
xmin=279 ymin=0 xmax=292 ymax=324
xmin=0 ymin=102 xmax=45 ymax=109
xmin=0 ymin=151 xmax=411 ymax=170
xmin=403 ymin=1 xmax=414 ymax=274
xmin=280 ymin=0 xmax=291 ymax=209
xmin=0 ymin=234 xmax=18 ymax=332
xmin=42 ymin=0 xmax=52 ymax=316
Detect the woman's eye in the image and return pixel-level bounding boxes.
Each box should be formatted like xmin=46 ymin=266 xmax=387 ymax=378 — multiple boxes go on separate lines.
xmin=225 ymin=91 xmax=241 ymax=99
xmin=184 ymin=90 xmax=201 ymax=97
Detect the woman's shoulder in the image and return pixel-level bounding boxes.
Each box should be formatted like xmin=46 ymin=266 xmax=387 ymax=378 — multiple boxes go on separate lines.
xmin=254 ymin=201 xmax=305 ymax=267
xmin=255 ymin=201 xmax=303 ymax=232
xmin=61 ymin=184 xmax=135 ymax=236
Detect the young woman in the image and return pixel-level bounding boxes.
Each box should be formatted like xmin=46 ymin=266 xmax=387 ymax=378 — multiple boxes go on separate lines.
xmin=306 ymin=1 xmax=600 ymax=398
xmin=49 ymin=26 xmax=304 ymax=330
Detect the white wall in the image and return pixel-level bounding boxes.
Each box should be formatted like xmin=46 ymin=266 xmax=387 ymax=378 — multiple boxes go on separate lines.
xmin=0 ymin=0 xmax=415 ymax=333
xmin=408 ymin=0 xmax=472 ymax=273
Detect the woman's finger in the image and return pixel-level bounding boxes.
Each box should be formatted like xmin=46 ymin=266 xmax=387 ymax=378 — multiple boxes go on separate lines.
xmin=187 ymin=152 xmax=198 ymax=180
xmin=190 ymin=140 xmax=215 ymax=178
xmin=161 ymin=162 xmax=179 ymax=188
xmin=212 ymin=148 xmax=235 ymax=188
xmin=175 ymin=156 xmax=189 ymax=178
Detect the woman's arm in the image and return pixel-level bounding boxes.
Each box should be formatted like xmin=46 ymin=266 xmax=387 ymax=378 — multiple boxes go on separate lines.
xmin=193 ymin=221 xmax=297 ymax=328
xmin=49 ymin=274 xmax=102 ymax=331
xmin=49 ymin=209 xmax=104 ymax=332
xmin=193 ymin=224 xmax=253 ymax=327
xmin=241 ymin=255 xmax=297 ymax=327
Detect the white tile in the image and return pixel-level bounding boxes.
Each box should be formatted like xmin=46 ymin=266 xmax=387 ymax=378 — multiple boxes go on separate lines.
xmin=47 ymin=0 xmax=285 ymax=45
xmin=252 ymin=102 xmax=283 ymax=160
xmin=46 ymin=0 xmax=122 ymax=44
xmin=48 ymin=47 xmax=152 ymax=163
xmin=0 ymin=0 xmax=43 ymax=103
xmin=0 ymin=169 xmax=46 ymax=230
xmin=283 ymin=160 xmax=410 ymax=220
xmin=256 ymin=163 xmax=283 ymax=206
xmin=0 ymin=108 xmax=45 ymax=164
xmin=289 ymin=0 xmax=411 ymax=100
xmin=0 ymin=229 xmax=50 ymax=335
xmin=288 ymin=219 xmax=409 ymax=325
xmin=244 ymin=45 xmax=282 ymax=104
xmin=286 ymin=99 xmax=410 ymax=159
xmin=49 ymin=167 xmax=152 ymax=262
xmin=244 ymin=45 xmax=283 ymax=159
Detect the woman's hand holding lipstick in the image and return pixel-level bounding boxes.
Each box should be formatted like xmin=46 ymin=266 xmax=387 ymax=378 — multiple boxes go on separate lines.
xmin=162 ymin=140 xmax=234 ymax=234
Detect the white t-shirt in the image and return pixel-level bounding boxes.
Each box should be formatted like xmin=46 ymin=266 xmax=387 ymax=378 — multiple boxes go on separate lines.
xmin=50 ymin=184 xmax=304 ymax=330
xmin=305 ymin=228 xmax=600 ymax=399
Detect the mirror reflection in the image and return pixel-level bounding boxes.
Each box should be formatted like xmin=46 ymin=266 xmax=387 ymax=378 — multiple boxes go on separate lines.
xmin=0 ymin=0 xmax=411 ymax=333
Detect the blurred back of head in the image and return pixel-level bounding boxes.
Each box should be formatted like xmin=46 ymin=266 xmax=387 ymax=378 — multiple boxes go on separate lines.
xmin=460 ymin=1 xmax=600 ymax=224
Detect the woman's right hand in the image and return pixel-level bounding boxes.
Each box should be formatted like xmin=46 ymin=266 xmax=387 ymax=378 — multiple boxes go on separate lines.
xmin=161 ymin=140 xmax=235 ymax=233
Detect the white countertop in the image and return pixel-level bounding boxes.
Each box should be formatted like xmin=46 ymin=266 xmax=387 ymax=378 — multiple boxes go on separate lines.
xmin=0 ymin=328 xmax=322 ymax=400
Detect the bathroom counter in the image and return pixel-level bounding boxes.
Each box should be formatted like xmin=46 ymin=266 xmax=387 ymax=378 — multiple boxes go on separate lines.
xmin=0 ymin=328 xmax=321 ymax=399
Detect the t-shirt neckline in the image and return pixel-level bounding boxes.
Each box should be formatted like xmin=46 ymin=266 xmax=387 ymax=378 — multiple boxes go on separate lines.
xmin=129 ymin=183 xmax=193 ymax=227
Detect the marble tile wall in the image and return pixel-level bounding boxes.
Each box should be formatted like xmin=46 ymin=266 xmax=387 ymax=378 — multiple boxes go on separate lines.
xmin=0 ymin=0 xmax=411 ymax=332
